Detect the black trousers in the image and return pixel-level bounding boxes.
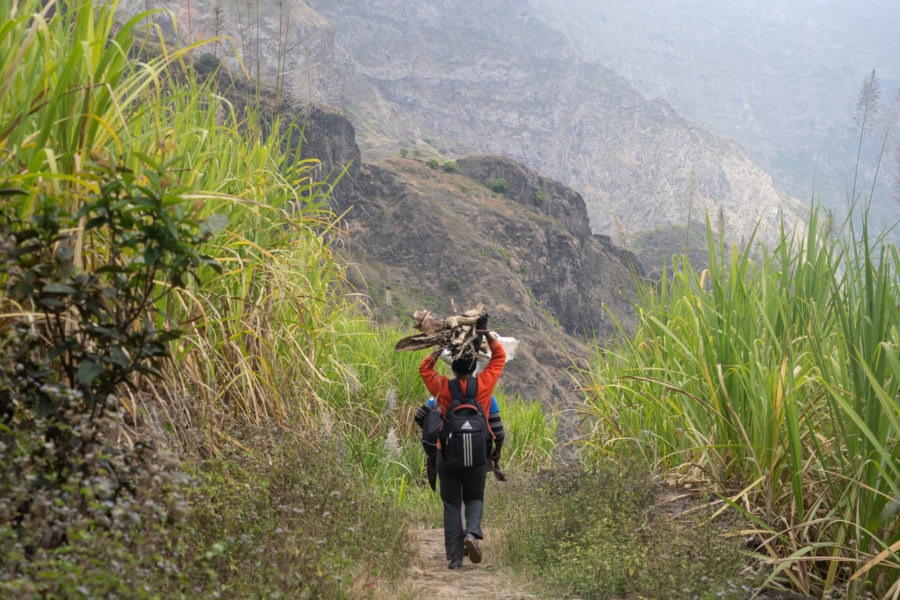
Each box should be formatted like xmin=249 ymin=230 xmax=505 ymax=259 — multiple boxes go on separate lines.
xmin=436 ymin=451 xmax=487 ymax=561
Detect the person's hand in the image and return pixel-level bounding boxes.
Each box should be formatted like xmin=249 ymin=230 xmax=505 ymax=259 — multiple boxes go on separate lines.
xmin=491 ymin=445 xmax=502 ymax=464
xmin=484 ymin=330 xmax=498 ymax=343
xmin=476 ymin=313 xmax=489 ymax=331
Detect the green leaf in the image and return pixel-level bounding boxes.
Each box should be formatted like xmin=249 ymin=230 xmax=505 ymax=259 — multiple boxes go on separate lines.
xmin=109 ymin=347 xmax=129 ymax=368
xmin=135 ymin=364 xmax=162 ymax=378
xmin=43 ymin=282 xmax=76 ymax=294
xmin=85 ymin=216 xmax=107 ymax=231
xmin=74 ymin=202 xmax=101 ymax=219
xmin=77 ymin=359 xmax=104 ymax=384
xmin=56 ymin=245 xmax=75 ymax=262
xmin=200 ymin=256 xmax=223 ymax=274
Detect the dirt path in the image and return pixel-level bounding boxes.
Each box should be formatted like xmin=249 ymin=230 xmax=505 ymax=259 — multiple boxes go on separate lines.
xmin=393 ymin=527 xmax=537 ymax=599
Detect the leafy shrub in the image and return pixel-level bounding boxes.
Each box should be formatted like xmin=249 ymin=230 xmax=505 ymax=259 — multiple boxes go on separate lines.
xmin=441 ymin=160 xmax=458 ymax=173
xmin=485 ymin=178 xmax=507 ymax=193
xmin=0 ymin=158 xmax=222 ymax=473
xmin=426 ymin=158 xmax=440 ymax=169
xmin=399 ymin=148 xmax=409 ymax=158
xmin=533 ymin=186 xmax=543 ymax=205
xmin=0 ymin=158 xmax=223 ymax=591
xmin=193 ymin=52 xmax=221 ymax=77
xmin=492 ymin=462 xmax=756 ymax=600
xmin=0 ymin=425 xmax=412 ymax=598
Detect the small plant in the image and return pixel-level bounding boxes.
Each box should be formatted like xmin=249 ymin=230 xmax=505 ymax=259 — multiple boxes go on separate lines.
xmin=533 ymin=186 xmax=543 ymax=205
xmin=193 ymin=52 xmax=221 ymax=77
xmin=443 ymin=276 xmax=460 ymax=293
xmin=495 ymin=245 xmax=512 ymax=267
xmin=485 ymin=178 xmax=507 ymax=193
xmin=399 ymin=148 xmax=408 ymax=158
xmin=426 ymin=157 xmax=440 ymax=169
xmin=442 ymin=160 xmax=458 ymax=173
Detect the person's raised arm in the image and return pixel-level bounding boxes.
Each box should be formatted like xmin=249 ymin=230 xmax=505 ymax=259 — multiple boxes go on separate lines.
xmin=419 ymin=348 xmax=445 ymax=398
xmin=478 ymin=331 xmax=506 ymax=391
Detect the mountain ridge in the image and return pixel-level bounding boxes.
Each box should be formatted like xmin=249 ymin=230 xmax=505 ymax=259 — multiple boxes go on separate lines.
xmin=117 ymin=0 xmax=807 ymax=256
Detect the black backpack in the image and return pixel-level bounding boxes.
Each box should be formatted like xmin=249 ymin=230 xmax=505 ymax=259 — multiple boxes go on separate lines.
xmin=442 ymin=377 xmax=493 ymax=468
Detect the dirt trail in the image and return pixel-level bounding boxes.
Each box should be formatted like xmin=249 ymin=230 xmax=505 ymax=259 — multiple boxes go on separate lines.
xmin=395 ymin=527 xmax=537 ymax=599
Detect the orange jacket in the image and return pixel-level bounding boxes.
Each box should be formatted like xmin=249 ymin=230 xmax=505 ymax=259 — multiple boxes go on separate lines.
xmin=419 ymin=337 xmax=506 ymax=422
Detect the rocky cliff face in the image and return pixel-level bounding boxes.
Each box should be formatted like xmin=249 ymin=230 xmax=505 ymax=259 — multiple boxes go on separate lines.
xmin=338 ymin=153 xmax=640 ymax=402
xmin=303 ymin=0 xmax=806 ymax=248
xmin=118 ymin=0 xmax=805 ymax=252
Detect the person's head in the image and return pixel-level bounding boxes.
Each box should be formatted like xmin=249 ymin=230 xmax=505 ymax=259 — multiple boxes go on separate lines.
xmin=451 ymin=354 xmax=477 ymax=378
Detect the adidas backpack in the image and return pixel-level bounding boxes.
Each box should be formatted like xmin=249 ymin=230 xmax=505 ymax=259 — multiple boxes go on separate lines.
xmin=440 ymin=377 xmax=492 ymax=468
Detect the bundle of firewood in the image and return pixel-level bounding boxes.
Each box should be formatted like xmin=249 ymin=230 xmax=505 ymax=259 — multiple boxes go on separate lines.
xmin=394 ymin=303 xmax=489 ymax=360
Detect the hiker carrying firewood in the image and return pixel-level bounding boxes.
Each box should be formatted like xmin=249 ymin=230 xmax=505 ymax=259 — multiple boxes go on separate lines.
xmin=416 ymin=315 xmax=506 ymax=569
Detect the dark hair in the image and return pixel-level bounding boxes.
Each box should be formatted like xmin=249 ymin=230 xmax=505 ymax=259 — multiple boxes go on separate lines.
xmin=451 ymin=355 xmax=477 ymax=376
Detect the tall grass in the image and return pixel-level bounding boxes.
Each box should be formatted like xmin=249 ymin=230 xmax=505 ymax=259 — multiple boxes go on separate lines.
xmin=0 ymin=2 xmax=403 ymax=595
xmin=581 ymin=207 xmax=899 ymax=598
xmin=1 ymin=0 xmax=350 ymax=433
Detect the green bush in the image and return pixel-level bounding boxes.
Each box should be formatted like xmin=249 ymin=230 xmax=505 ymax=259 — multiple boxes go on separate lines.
xmin=533 ymin=186 xmax=543 ymax=204
xmin=485 ymin=178 xmax=507 ymax=193
xmin=0 ymin=158 xmax=222 ymax=472
xmin=441 ymin=160 xmax=458 ymax=173
xmin=0 ymin=427 xmax=412 ymax=598
xmin=0 ymin=158 xmax=227 ymax=594
xmin=426 ymin=158 xmax=440 ymax=169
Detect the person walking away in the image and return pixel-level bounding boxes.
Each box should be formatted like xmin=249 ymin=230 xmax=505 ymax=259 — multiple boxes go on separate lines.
xmin=418 ymin=329 xmax=506 ymax=569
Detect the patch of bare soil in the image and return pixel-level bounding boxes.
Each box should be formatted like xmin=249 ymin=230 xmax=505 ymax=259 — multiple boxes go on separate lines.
xmin=387 ymin=527 xmax=537 ymax=600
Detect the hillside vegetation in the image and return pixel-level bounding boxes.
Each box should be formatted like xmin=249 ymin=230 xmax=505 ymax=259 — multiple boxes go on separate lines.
xmin=2 ymin=3 xmax=897 ymax=600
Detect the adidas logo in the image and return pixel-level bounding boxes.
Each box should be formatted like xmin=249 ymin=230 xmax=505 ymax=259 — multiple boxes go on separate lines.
xmin=461 ymin=421 xmax=473 ymax=430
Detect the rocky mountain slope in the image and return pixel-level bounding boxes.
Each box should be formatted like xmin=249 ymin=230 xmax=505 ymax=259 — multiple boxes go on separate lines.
xmin=326 ymin=129 xmax=641 ymax=402
xmin=535 ymin=0 xmax=900 ymax=223
xmin=306 ymin=0 xmax=806 ymax=248
xmin=118 ymin=0 xmax=805 ymax=253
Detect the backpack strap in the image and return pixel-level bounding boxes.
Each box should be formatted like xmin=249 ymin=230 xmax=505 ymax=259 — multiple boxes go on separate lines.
xmin=448 ymin=376 xmax=478 ymax=409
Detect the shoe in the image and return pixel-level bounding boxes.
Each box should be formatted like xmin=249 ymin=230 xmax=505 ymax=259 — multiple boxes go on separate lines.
xmin=448 ymin=558 xmax=463 ymax=569
xmin=463 ymin=533 xmax=482 ymax=564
